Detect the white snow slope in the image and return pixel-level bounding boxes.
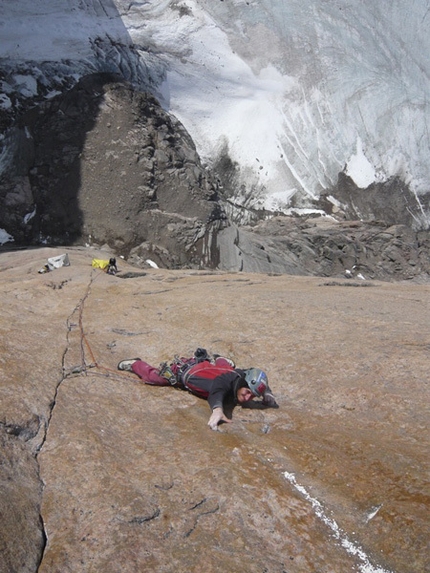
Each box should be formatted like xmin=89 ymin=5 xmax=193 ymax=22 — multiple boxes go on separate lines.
xmin=1 ymin=0 xmax=430 ymax=223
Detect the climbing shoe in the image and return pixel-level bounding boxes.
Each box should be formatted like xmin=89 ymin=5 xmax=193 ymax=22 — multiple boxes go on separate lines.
xmin=117 ymin=358 xmax=140 ymax=372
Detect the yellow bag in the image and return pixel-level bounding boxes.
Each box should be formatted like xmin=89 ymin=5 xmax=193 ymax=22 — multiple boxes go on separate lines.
xmin=92 ymin=258 xmax=110 ymax=270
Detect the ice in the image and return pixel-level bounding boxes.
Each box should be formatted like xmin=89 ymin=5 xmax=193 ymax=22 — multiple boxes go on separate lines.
xmin=345 ymin=138 xmax=377 ymax=189
xmin=1 ymin=0 xmax=430 ymax=221
xmin=0 ymin=95 xmax=12 ymax=110
xmin=12 ymin=75 xmax=38 ymax=97
xmin=284 ymin=472 xmax=394 ymax=573
xmin=0 ymin=229 xmax=14 ymax=245
xmin=121 ymin=0 xmax=430 ymax=214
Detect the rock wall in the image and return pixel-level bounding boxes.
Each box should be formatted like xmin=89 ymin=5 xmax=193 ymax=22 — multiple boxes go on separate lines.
xmin=0 ymin=247 xmax=429 ymax=573
xmin=217 ymin=216 xmax=430 ymax=281
xmin=323 ymin=172 xmax=430 ymax=230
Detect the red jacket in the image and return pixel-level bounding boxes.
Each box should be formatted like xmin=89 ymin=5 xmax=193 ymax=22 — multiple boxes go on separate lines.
xmin=182 ymin=362 xmax=247 ymax=410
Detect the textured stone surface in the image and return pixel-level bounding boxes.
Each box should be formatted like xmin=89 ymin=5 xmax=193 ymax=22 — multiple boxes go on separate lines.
xmin=0 ymin=246 xmax=429 ymax=573
xmin=219 ymin=216 xmax=430 ymax=281
xmin=0 ymin=432 xmax=45 ymax=573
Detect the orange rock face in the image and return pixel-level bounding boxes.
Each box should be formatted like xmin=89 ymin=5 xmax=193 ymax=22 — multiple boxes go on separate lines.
xmin=1 ymin=247 xmax=429 ymax=573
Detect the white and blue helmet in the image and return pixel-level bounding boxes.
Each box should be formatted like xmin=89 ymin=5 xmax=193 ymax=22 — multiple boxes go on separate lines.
xmin=244 ymin=368 xmax=269 ymax=397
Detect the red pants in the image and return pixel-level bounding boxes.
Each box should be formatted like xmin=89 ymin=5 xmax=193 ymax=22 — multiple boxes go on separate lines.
xmin=131 ymin=360 xmax=170 ymax=386
xmin=130 ymin=357 xmax=233 ymax=387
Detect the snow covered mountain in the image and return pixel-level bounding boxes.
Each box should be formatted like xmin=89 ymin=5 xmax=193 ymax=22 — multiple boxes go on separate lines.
xmin=2 ymin=0 xmax=430 ymax=227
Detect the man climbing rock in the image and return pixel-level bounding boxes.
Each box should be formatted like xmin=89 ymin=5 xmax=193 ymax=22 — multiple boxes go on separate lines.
xmin=117 ymin=349 xmax=278 ymax=430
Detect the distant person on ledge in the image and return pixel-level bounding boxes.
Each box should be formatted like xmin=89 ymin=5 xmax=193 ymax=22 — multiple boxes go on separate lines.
xmin=117 ymin=348 xmax=278 ymax=430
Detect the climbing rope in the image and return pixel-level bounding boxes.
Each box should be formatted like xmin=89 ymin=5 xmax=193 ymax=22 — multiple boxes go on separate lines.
xmin=63 ymin=269 xmax=133 ymax=381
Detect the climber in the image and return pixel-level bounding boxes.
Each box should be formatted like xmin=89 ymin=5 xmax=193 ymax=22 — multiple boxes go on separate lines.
xmin=117 ymin=349 xmax=278 ymax=431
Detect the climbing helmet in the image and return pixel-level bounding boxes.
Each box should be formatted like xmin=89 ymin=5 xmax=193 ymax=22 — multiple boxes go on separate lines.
xmin=244 ymin=368 xmax=269 ymax=397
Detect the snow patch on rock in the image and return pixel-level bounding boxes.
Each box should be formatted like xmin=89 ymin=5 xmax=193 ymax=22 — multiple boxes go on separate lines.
xmin=0 ymin=229 xmax=14 ymax=245
xmin=345 ymin=138 xmax=378 ymax=189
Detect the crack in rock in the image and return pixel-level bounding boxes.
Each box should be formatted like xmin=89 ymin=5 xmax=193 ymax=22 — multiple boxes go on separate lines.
xmin=129 ymin=508 xmax=161 ymax=525
xmin=184 ymin=498 xmax=220 ymax=538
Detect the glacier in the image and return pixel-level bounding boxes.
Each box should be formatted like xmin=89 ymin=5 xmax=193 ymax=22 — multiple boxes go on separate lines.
xmin=1 ymin=0 xmax=430 ymax=225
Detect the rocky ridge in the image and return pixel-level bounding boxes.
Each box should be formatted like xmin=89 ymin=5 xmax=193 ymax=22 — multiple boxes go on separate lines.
xmin=219 ymin=216 xmax=430 ymax=281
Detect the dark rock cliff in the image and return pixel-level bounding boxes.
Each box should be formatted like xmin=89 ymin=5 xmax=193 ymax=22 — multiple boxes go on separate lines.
xmin=0 ymin=73 xmax=226 ymax=268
